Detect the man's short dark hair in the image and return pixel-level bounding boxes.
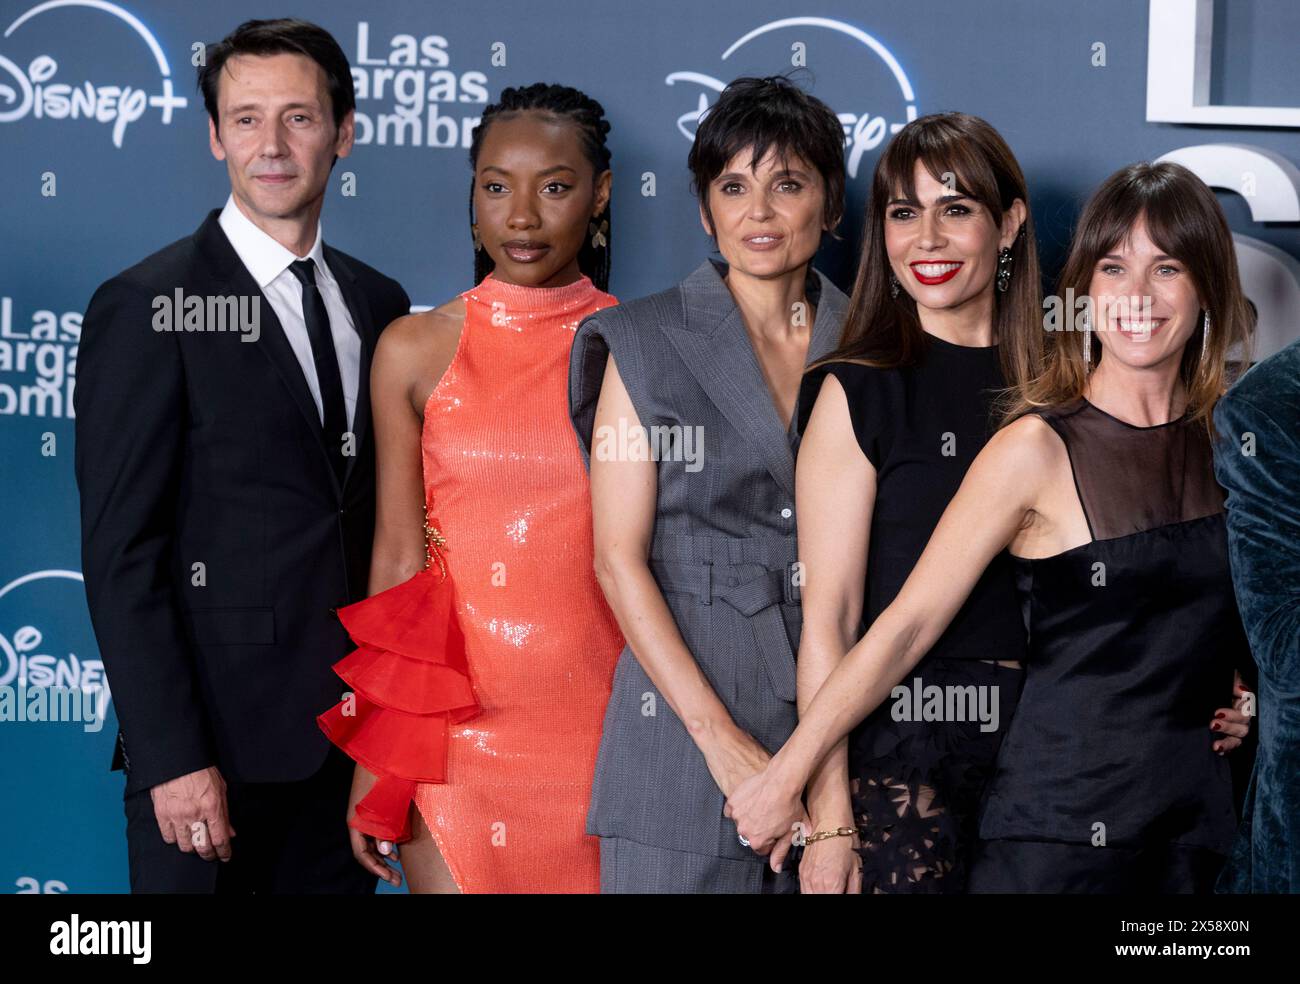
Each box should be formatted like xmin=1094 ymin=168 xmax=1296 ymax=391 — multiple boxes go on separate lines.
xmin=688 ymin=75 xmax=845 ymax=238
xmin=199 ymin=18 xmax=355 ymax=129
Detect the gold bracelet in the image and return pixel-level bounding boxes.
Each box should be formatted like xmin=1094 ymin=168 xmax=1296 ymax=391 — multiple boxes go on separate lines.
xmin=804 ymin=826 xmax=857 ymax=844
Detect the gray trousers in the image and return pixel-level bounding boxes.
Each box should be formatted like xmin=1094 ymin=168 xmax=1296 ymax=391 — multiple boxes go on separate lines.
xmin=599 ymin=836 xmax=798 ymax=894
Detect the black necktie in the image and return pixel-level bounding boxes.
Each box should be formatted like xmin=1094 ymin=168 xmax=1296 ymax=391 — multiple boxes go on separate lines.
xmin=288 ymin=258 xmax=348 ymax=486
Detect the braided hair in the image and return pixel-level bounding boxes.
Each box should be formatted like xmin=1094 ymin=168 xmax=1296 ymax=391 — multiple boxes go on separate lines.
xmin=468 ymin=83 xmax=613 ymax=292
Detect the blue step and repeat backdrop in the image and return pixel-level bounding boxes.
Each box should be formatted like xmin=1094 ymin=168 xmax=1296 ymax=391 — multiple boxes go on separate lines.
xmin=1 ymin=0 xmax=1296 ymax=893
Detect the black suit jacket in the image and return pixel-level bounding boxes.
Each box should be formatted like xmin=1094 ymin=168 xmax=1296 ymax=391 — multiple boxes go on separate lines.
xmin=74 ymin=209 xmax=410 ymax=797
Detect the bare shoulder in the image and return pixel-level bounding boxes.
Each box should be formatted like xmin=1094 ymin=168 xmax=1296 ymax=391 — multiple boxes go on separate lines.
xmin=373 ymin=296 xmax=467 ymax=415
xmin=968 ymin=413 xmax=1069 ymax=501
xmin=376 ymin=297 xmax=465 ymax=363
xmin=987 ymin=413 xmax=1064 ymax=466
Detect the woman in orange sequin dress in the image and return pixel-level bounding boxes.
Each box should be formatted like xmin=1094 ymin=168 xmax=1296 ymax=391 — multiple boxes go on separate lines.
xmin=317 ymin=84 xmax=622 ymax=893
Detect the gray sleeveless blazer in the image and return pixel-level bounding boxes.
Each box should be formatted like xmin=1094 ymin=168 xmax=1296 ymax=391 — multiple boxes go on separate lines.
xmin=568 ymin=258 xmax=849 ymax=862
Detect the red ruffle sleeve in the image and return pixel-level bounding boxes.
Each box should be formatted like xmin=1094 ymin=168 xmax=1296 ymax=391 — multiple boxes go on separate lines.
xmin=317 ymin=567 xmax=479 ymax=844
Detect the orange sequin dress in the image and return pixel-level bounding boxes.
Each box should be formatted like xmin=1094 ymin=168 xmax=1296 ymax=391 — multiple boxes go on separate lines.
xmin=319 ymin=272 xmax=623 ymax=893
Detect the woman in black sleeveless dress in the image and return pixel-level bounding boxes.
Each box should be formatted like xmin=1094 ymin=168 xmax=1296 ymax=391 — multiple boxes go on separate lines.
xmin=791 ymin=113 xmax=1041 ymax=894
xmin=724 ymin=161 xmax=1256 ymax=893
xmin=969 ymin=397 xmax=1244 ymax=891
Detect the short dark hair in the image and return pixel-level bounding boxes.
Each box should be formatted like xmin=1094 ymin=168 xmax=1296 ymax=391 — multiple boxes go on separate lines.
xmin=198 ymin=18 xmax=355 ymax=129
xmin=688 ymin=75 xmax=845 ymax=238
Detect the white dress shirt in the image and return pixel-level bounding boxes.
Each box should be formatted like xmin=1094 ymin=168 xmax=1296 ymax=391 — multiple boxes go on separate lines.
xmin=218 ymin=194 xmax=361 ymax=432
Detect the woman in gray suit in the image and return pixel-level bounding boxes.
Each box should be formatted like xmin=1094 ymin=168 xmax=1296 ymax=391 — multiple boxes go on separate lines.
xmin=567 ymin=76 xmax=849 ymax=892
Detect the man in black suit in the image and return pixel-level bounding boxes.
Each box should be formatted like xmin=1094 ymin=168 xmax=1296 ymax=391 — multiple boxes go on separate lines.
xmin=74 ymin=19 xmax=410 ymax=893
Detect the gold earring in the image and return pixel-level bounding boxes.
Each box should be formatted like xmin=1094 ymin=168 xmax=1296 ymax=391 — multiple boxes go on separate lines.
xmin=589 ymin=218 xmax=608 ymax=250
xmin=471 ymin=224 xmax=482 ymax=251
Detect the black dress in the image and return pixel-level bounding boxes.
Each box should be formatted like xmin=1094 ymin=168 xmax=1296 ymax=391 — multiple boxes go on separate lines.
xmin=969 ymin=398 xmax=1249 ymax=894
xmin=795 ymin=335 xmax=1028 ymax=893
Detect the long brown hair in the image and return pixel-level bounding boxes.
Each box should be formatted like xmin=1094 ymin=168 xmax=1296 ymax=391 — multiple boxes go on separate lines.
xmin=1005 ymin=161 xmax=1254 ymax=436
xmin=811 ymin=112 xmax=1043 ymax=392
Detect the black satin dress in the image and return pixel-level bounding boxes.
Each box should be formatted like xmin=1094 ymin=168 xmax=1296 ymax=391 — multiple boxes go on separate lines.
xmin=969 ymin=398 xmax=1250 ymax=893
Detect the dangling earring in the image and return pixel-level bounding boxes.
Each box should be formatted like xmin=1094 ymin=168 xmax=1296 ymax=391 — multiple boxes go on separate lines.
xmin=889 ymin=271 xmax=901 ymax=299
xmin=471 ymin=223 xmax=482 ymax=252
xmin=589 ymin=217 xmax=609 ymax=250
xmin=1201 ymin=309 xmax=1211 ymax=360
xmin=1082 ymin=308 xmax=1093 ymax=375
xmin=996 ymin=245 xmax=1013 ymax=292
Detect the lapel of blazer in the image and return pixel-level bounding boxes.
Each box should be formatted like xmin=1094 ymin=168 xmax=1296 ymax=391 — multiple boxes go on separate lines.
xmin=194 ymin=209 xmax=341 ymax=498
xmin=805 ymin=266 xmax=849 ymax=367
xmin=323 ymin=243 xmax=377 ymax=492
xmin=664 ymin=258 xmax=847 ymax=498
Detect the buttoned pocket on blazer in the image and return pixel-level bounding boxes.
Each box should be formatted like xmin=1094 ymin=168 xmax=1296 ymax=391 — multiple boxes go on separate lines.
xmin=184 ymin=607 xmax=276 ymax=646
